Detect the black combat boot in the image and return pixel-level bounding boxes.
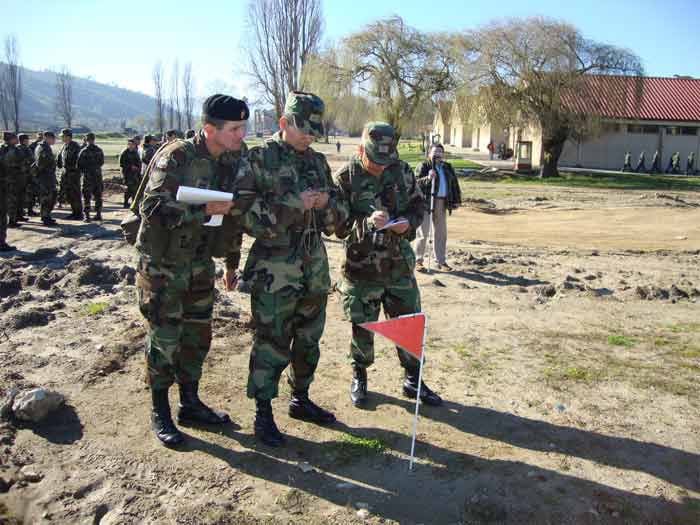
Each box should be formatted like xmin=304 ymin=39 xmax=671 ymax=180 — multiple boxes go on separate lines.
xmin=27 ymin=208 xmax=37 ymax=217
xmin=42 ymin=217 xmax=57 ymax=226
xmin=16 ymin=215 xmax=28 ymax=222
xmin=177 ymin=381 xmax=230 ymax=426
xmin=151 ymin=388 xmax=184 ymax=446
xmin=350 ymin=365 xmax=368 ymax=407
xmin=289 ymin=390 xmax=336 ymax=425
xmin=402 ymin=370 xmax=443 ymax=406
xmin=123 ymin=195 xmax=129 ymax=209
xmin=94 ymin=211 xmax=102 ymax=221
xmin=7 ymin=220 xmax=19 ymax=228
xmin=83 ymin=210 xmax=91 ymax=223
xmin=0 ymin=242 xmax=16 ymax=252
xmin=254 ymin=398 xmax=285 ymax=447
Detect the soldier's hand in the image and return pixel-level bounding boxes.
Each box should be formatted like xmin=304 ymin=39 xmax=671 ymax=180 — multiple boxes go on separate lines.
xmin=205 ymin=201 xmax=234 ymax=216
xmin=389 ymin=216 xmax=410 ymax=235
xmin=428 ymin=169 xmax=437 ymax=180
xmin=223 ymin=268 xmax=238 ymax=291
xmin=300 ymin=190 xmax=319 ymax=210
xmin=313 ymin=191 xmax=330 ymax=209
xmin=370 ymin=210 xmax=389 ymax=229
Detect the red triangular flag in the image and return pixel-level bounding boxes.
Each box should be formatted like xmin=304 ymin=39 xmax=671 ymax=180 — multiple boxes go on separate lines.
xmin=359 ymin=313 xmax=425 ymax=359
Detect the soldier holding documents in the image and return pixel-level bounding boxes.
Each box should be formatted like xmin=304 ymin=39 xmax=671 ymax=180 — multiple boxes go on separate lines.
xmin=134 ymin=94 xmax=255 ymax=446
xmin=334 ymin=122 xmax=443 ymax=409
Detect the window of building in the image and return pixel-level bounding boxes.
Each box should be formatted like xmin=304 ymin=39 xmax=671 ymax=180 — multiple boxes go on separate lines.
xmin=681 ymin=126 xmax=699 ymax=136
xmin=628 ymin=124 xmax=659 ymax=134
xmin=666 ymin=126 xmax=679 ymax=135
xmin=602 ymin=123 xmax=620 ymax=133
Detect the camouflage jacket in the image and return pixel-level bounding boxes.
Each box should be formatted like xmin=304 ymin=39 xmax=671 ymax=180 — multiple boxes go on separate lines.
xmin=135 ymin=131 xmax=256 ymax=270
xmin=334 ymin=157 xmax=425 ymax=282
xmin=77 ymin=144 xmax=105 ymax=174
xmin=141 ymin=144 xmax=158 ymax=167
xmin=29 ymin=140 xmax=41 ymax=155
xmin=17 ymin=144 xmax=33 ymax=177
xmin=56 ymin=140 xmax=81 ymax=172
xmin=119 ymin=148 xmax=142 ymax=175
xmin=0 ymin=144 xmax=7 ymax=184
xmin=240 ymin=133 xmax=349 ymax=295
xmin=0 ymin=144 xmax=21 ymax=180
xmin=34 ymin=141 xmax=56 ymax=178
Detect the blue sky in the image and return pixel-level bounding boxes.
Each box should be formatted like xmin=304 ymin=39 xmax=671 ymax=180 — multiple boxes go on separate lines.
xmin=3 ymin=0 xmax=699 ymax=101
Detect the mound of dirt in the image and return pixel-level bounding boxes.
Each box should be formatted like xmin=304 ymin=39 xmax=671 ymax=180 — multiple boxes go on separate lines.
xmin=0 ymin=269 xmax=22 ymax=298
xmin=4 ymin=308 xmax=56 ymax=331
xmin=60 ymin=259 xmax=120 ymax=289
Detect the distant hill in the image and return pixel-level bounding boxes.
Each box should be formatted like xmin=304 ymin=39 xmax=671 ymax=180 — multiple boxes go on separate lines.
xmin=0 ymin=63 xmax=158 ymax=132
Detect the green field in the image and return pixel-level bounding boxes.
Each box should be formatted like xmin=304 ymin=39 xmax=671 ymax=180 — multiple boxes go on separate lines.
xmin=489 ymin=171 xmax=700 ymax=192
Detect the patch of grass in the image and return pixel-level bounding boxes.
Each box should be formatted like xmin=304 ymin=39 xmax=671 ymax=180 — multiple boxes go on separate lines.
xmin=83 ymin=302 xmax=109 ymax=316
xmin=398 ymin=146 xmax=482 ymax=170
xmin=607 ymin=334 xmax=636 ymax=347
xmin=668 ymin=323 xmax=700 ymax=334
xmin=328 ymin=433 xmax=385 ymax=465
xmin=544 ymin=365 xmax=598 ymax=385
xmin=495 ymin=171 xmax=700 ymax=192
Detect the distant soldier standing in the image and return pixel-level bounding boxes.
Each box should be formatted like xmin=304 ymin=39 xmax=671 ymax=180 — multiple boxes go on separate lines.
xmin=56 ymin=129 xmax=83 ymax=219
xmin=185 ymin=129 xmax=196 ymax=139
xmin=0 ymin=132 xmax=17 ymax=251
xmin=119 ymin=138 xmax=142 ymax=208
xmin=621 ymin=151 xmax=632 ymax=172
xmin=634 ymin=151 xmax=646 ymax=173
xmin=29 ymin=132 xmax=43 ymax=154
xmin=1 ymin=132 xmax=25 ymax=228
xmin=135 ymin=94 xmax=256 ymax=446
xmin=334 ymin=122 xmax=443 ymax=408
xmin=649 ymin=150 xmax=661 ymax=173
xmin=77 ymin=133 xmax=105 ymax=222
xmin=34 ymin=131 xmax=58 ymax=226
xmin=166 ymin=129 xmax=178 ymax=143
xmin=242 ymin=91 xmax=349 ymax=447
xmin=686 ymin=152 xmax=696 ymax=176
xmin=17 ymin=134 xmax=35 ymax=217
xmin=141 ymin=135 xmax=158 ymax=167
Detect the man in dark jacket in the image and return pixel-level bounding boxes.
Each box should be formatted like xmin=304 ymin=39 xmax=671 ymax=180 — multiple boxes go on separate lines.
xmin=413 ymin=143 xmax=461 ymax=272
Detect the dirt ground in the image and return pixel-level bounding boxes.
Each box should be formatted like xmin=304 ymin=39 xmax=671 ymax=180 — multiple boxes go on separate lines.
xmin=1 ymin=149 xmax=699 ymax=524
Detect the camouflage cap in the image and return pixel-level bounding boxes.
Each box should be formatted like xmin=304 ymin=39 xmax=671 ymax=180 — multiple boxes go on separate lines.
xmin=132 ymin=135 xmax=142 ymax=141
xmin=86 ymin=132 xmax=96 ymax=141
xmin=44 ymin=131 xmax=56 ymax=139
xmin=362 ymin=122 xmax=398 ymax=166
xmin=60 ymin=128 xmax=73 ymax=137
xmin=3 ymin=131 xmax=16 ymax=142
xmin=284 ymin=91 xmax=324 ymax=138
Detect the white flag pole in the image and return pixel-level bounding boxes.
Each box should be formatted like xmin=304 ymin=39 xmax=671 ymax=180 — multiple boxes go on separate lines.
xmin=409 ymin=313 xmax=427 ymax=471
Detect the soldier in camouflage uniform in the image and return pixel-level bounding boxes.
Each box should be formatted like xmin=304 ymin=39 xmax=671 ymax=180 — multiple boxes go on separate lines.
xmin=135 ymin=94 xmax=256 ymax=446
xmin=241 ymin=91 xmax=349 ymax=447
xmin=77 ymin=133 xmax=105 ymax=222
xmin=29 ymin=132 xmax=43 ymax=155
xmin=34 ymin=131 xmax=58 ymax=226
xmin=17 ymin=134 xmax=34 ymax=218
xmin=1 ymin=132 xmax=25 ymax=228
xmin=56 ymin=128 xmax=84 ymax=219
xmin=119 ymin=138 xmax=143 ymax=208
xmin=0 ymin=132 xmax=17 ymax=251
xmin=185 ymin=129 xmax=196 ymax=139
xmin=334 ymin=122 xmax=443 ymax=408
xmin=141 ymin=135 xmax=159 ymax=168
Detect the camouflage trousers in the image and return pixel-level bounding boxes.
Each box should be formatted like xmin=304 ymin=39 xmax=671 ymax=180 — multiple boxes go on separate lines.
xmin=61 ymin=169 xmax=83 ymax=215
xmin=82 ymin=170 xmax=103 ymax=213
xmin=339 ymin=274 xmax=422 ymax=372
xmin=25 ymin=174 xmax=38 ymax=212
xmin=246 ymin=287 xmax=327 ymax=400
xmin=37 ymin=173 xmax=57 ymax=220
xmin=6 ymin=172 xmax=25 ymax=222
xmin=123 ymin=171 xmax=141 ymax=204
xmin=136 ymin=257 xmax=215 ymax=390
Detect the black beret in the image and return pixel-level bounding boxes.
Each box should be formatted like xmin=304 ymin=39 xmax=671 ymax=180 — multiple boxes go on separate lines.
xmin=202 ymin=94 xmax=249 ymax=121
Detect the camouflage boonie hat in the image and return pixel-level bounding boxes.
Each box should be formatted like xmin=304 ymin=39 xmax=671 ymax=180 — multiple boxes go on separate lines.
xmin=284 ymin=91 xmax=324 ymax=138
xmin=362 ymin=122 xmax=398 ymax=166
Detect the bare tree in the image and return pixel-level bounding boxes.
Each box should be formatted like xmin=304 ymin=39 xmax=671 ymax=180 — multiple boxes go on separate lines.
xmin=55 ymin=66 xmax=74 ymax=128
xmin=152 ymin=61 xmax=165 ymax=134
xmin=172 ymin=60 xmax=182 ymax=130
xmin=458 ymin=17 xmax=643 ymax=177
xmin=182 ymin=62 xmax=194 ymax=129
xmin=243 ymin=0 xmax=324 ymax=118
xmin=3 ymin=36 xmax=22 ymax=132
xmin=0 ymin=73 xmax=9 ymax=129
xmin=344 ymin=16 xmax=455 ymax=138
